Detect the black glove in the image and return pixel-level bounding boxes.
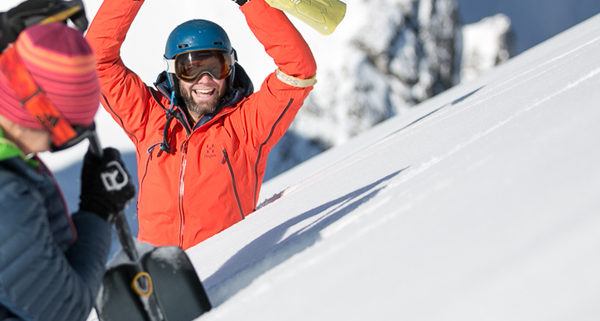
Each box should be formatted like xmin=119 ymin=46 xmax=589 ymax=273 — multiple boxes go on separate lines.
xmin=232 ymin=0 xmax=248 ymax=6
xmin=79 ymin=147 xmax=136 ymax=222
xmin=0 ymin=0 xmax=88 ymax=52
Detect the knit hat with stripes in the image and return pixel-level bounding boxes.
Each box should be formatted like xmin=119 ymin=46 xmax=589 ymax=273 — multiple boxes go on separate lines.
xmin=0 ymin=22 xmax=100 ymax=129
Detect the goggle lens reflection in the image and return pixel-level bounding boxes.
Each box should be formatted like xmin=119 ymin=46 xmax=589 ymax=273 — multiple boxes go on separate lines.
xmin=174 ymin=50 xmax=233 ymax=81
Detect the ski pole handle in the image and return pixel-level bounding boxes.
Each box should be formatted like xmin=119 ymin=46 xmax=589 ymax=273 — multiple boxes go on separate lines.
xmin=87 ymin=132 xmax=139 ymax=262
xmin=88 ymin=130 xmax=103 ymax=157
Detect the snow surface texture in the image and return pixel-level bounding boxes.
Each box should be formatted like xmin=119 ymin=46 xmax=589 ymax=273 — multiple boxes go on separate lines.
xmin=186 ymin=14 xmax=600 ymax=320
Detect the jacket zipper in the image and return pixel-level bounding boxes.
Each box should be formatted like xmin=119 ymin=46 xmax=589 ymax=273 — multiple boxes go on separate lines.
xmin=178 ymin=140 xmax=189 ymax=247
xmin=139 ymin=145 xmax=158 ymax=215
xmin=222 ymin=149 xmax=245 ymax=220
xmin=253 ymin=98 xmax=294 ymax=208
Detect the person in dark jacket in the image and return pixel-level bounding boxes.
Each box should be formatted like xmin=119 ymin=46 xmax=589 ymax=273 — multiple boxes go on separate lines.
xmin=0 ymin=16 xmax=135 ymax=321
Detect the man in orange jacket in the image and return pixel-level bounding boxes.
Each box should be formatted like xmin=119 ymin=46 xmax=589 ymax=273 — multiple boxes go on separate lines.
xmin=86 ymin=0 xmax=317 ymax=250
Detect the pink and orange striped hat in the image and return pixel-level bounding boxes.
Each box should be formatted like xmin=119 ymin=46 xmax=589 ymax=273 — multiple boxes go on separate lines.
xmin=0 ymin=22 xmax=100 ymax=129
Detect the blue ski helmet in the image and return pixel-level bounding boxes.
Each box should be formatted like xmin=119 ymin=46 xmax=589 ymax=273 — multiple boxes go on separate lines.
xmin=164 ymin=19 xmax=233 ymax=59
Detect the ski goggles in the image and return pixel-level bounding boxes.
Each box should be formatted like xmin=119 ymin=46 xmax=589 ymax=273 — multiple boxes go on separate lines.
xmin=0 ymin=46 xmax=95 ymax=152
xmin=167 ymin=50 xmax=234 ymax=81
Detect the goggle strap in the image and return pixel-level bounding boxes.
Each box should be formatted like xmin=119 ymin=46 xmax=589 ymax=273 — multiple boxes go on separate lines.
xmin=0 ymin=46 xmax=77 ymax=146
xmin=165 ymin=58 xmax=176 ymax=75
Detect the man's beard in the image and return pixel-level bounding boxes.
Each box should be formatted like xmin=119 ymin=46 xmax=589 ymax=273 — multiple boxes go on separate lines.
xmin=181 ymin=89 xmax=221 ymax=116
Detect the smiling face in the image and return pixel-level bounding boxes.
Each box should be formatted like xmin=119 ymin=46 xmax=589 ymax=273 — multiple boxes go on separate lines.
xmin=178 ymin=73 xmax=228 ymax=123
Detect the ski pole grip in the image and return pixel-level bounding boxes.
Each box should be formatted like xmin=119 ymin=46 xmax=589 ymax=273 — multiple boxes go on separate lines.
xmin=87 ymin=132 xmax=140 ymax=262
xmin=88 ymin=131 xmax=103 ymax=157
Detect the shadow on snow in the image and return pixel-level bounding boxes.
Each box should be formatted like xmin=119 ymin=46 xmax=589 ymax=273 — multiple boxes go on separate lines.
xmin=205 ymin=168 xmax=406 ymax=307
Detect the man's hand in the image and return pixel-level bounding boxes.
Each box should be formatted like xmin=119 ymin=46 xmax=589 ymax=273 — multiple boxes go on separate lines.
xmin=79 ymin=147 xmax=136 ymax=222
xmin=0 ymin=0 xmax=88 ymax=52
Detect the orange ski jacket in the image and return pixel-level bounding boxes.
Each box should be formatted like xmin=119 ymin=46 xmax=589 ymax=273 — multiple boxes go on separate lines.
xmin=86 ymin=0 xmax=316 ymax=249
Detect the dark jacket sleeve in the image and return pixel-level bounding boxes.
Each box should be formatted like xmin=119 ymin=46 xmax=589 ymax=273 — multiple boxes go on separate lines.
xmin=0 ymin=174 xmax=111 ymax=321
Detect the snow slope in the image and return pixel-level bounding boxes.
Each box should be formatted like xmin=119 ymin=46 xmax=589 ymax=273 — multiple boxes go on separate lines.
xmin=185 ymin=13 xmax=600 ymax=320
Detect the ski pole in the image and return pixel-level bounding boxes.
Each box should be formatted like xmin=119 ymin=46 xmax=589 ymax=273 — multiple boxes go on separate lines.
xmin=88 ymin=131 xmax=139 ymax=259
xmin=88 ymin=132 xmax=166 ymax=321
